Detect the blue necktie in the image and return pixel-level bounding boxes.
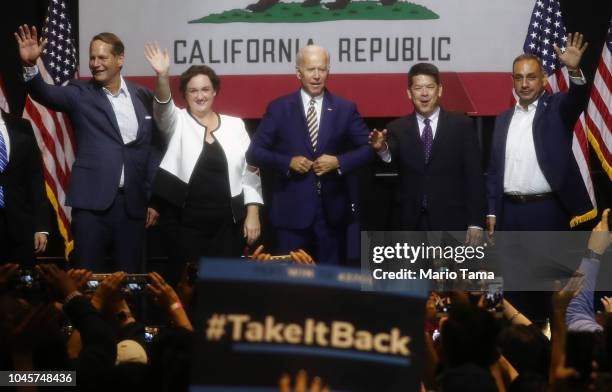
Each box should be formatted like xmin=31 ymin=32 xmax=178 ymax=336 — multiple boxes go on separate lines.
xmin=0 ymin=130 xmax=7 ymax=208
xmin=422 ymin=118 xmax=433 ymax=163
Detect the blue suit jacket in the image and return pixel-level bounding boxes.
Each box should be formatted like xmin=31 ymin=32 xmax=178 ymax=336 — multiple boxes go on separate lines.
xmin=26 ymin=74 xmax=159 ymax=219
xmin=486 ymin=82 xmax=592 ymax=223
xmin=246 ymin=89 xmax=374 ymax=229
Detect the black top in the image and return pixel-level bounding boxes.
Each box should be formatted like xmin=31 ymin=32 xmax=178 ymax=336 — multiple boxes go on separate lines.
xmin=182 ymin=139 xmax=233 ymax=228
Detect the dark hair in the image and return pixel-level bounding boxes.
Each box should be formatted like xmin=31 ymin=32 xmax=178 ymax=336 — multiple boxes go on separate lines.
xmin=565 ymin=331 xmax=610 ymax=384
xmin=179 ymin=65 xmax=221 ymax=98
xmin=512 ymin=54 xmax=544 ymax=73
xmin=408 ymin=63 xmax=440 ymax=87
xmin=499 ymin=325 xmax=551 ymax=378
xmin=441 ymin=304 xmax=500 ymax=368
xmin=91 ymin=32 xmax=124 ymax=56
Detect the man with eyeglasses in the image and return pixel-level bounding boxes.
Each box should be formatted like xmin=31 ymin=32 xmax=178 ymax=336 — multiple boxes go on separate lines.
xmin=485 ymin=32 xmax=591 ymax=233
xmin=369 ymin=63 xmax=486 ymax=244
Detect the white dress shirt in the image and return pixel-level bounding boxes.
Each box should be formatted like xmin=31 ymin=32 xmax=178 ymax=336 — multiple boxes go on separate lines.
xmin=300 ymin=89 xmax=323 ymax=125
xmin=503 ymin=98 xmax=553 ymax=195
xmin=378 ymin=107 xmax=441 ymax=163
xmin=103 ymin=77 xmax=139 ymax=188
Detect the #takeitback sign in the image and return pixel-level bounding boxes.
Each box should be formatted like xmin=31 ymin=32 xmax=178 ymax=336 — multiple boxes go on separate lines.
xmin=191 ymin=259 xmax=426 ymax=391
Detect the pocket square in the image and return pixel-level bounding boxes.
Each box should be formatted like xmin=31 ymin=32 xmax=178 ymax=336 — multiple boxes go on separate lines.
xmin=145 ymin=115 xmax=152 ymax=120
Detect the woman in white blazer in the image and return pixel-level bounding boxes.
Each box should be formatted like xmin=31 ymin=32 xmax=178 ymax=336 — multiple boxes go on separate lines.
xmin=145 ymin=43 xmax=262 ymax=269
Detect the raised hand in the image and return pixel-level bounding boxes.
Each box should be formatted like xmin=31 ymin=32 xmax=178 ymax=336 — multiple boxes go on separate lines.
xmin=368 ymin=128 xmax=388 ymax=152
xmin=36 ymin=263 xmax=77 ymax=302
xmin=279 ymin=370 xmax=330 ymax=392
xmin=14 ymin=24 xmax=46 ymax=66
xmin=90 ymin=271 xmax=126 ymax=313
xmin=144 ymin=42 xmax=170 ymax=76
xmin=587 ymin=208 xmax=611 ymax=256
xmin=146 ymin=271 xmax=180 ymax=310
xmin=147 ymin=271 xmax=193 ymax=331
xmin=67 ymin=268 xmax=93 ymax=291
xmin=553 ymin=32 xmax=588 ymax=72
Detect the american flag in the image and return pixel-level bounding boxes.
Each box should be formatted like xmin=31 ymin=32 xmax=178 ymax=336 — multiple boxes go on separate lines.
xmin=22 ymin=0 xmax=77 ymax=256
xmin=523 ymin=0 xmax=597 ymax=227
xmin=584 ymin=22 xmax=611 ymax=183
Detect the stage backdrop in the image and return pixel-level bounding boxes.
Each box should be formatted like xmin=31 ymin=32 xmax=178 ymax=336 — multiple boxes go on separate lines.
xmin=79 ymin=0 xmax=535 ymax=117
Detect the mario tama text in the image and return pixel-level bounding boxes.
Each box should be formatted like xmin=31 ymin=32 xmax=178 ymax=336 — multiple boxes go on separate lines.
xmin=373 ymin=268 xmax=495 ymax=281
xmin=370 ymin=243 xmax=495 ymax=281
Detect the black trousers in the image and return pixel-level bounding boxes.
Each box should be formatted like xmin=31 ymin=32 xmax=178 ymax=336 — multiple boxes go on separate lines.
xmin=161 ymin=207 xmax=244 ymax=285
xmin=0 ymin=209 xmax=35 ymax=267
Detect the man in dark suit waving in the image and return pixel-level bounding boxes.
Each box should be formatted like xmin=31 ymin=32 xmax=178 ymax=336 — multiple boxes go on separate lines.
xmin=0 ymin=110 xmax=50 ymax=266
xmin=370 ymin=63 xmax=486 ymax=243
xmin=247 ymin=45 xmax=374 ymax=264
xmin=15 ymin=26 xmax=159 ymax=272
xmin=485 ymin=33 xmax=591 ymax=232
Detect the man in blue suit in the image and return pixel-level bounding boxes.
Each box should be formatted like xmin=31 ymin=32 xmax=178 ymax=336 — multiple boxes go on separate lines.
xmin=486 ymin=32 xmax=592 ymax=233
xmin=246 ymin=45 xmax=373 ymax=265
xmin=15 ymin=26 xmax=159 ymax=272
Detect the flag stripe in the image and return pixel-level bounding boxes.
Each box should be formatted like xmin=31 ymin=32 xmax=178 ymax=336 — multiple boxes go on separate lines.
xmin=25 ymin=99 xmax=71 ymax=187
xmin=597 ymin=52 xmax=612 ymax=88
xmin=589 ymin=86 xmax=612 ymax=132
xmin=524 ymin=0 xmax=597 ymax=227
xmin=584 ymin=22 xmax=612 ymax=182
xmin=574 ymin=115 xmax=591 ymax=165
xmin=22 ymin=0 xmax=78 ymax=256
xmin=585 ymin=115 xmax=612 ymax=164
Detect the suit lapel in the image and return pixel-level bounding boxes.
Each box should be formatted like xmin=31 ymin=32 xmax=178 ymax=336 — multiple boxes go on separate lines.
xmin=2 ymin=115 xmax=22 ymax=169
xmin=92 ymin=82 xmax=124 ymax=143
xmin=4 ymin=127 xmax=16 ymax=169
xmin=292 ymin=90 xmax=315 ymax=155
xmin=126 ymin=81 xmax=145 ymax=142
xmin=406 ymin=113 xmax=425 ymax=166
xmin=428 ymin=109 xmax=446 ymax=163
xmin=532 ymin=92 xmax=550 ymax=152
xmin=496 ymin=109 xmax=513 ymax=179
xmin=316 ymin=90 xmax=334 ymax=153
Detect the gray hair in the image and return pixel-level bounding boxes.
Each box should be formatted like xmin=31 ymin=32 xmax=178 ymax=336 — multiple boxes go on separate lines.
xmin=296 ymin=45 xmax=330 ymax=69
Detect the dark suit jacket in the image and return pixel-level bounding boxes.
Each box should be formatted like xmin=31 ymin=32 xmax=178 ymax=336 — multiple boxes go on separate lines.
xmin=386 ymin=109 xmax=486 ymax=230
xmin=486 ymin=82 xmax=592 ymax=223
xmin=246 ymin=89 xmax=374 ymax=229
xmin=0 ymin=111 xmax=50 ymax=244
xmin=26 ymin=74 xmax=159 ymax=219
